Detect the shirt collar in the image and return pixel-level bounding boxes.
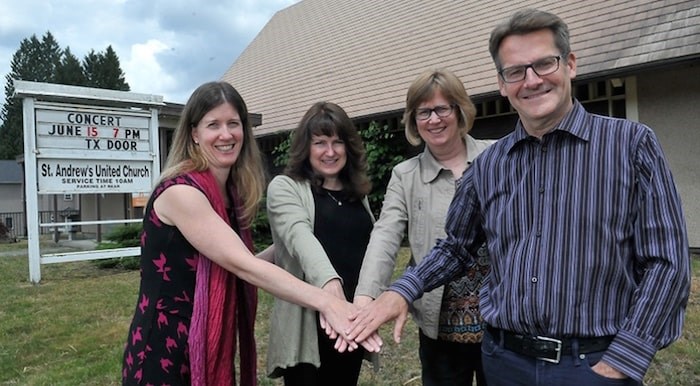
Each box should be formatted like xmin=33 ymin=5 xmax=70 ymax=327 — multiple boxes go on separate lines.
xmin=504 ymin=99 xmax=590 ymax=153
xmin=419 ymin=135 xmax=477 ymax=183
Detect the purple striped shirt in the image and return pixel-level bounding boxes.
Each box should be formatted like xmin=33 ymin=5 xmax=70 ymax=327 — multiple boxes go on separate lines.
xmin=390 ymin=101 xmax=690 ymax=381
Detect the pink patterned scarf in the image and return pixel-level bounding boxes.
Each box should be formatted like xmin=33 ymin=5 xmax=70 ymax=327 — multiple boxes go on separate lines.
xmin=187 ymin=170 xmax=258 ymax=386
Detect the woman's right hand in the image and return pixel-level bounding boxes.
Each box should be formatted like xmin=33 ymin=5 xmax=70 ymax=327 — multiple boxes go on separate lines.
xmin=318 ymin=290 xmax=358 ymax=351
xmin=319 ymin=279 xmax=347 ymax=340
xmin=318 ymin=286 xmax=382 ymax=353
xmin=348 ymin=295 xmax=384 ymax=352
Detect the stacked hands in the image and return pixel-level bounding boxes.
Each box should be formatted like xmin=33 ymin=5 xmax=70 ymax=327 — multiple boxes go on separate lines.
xmin=319 ymin=279 xmax=409 ymax=354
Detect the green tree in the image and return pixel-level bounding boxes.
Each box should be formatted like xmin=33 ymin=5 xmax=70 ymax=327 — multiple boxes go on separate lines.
xmin=0 ymin=33 xmax=131 ymax=159
xmin=83 ymin=46 xmax=130 ymax=91
xmin=0 ymin=32 xmax=62 ymax=159
xmin=55 ymin=47 xmax=86 ymax=86
xmin=82 ymin=49 xmax=100 ymax=87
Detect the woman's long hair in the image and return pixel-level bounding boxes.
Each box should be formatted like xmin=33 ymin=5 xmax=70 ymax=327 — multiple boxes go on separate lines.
xmin=159 ymin=81 xmax=266 ymax=225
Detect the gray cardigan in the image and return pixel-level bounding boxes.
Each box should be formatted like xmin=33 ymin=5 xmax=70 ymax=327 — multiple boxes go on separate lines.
xmin=265 ymin=175 xmax=376 ymax=377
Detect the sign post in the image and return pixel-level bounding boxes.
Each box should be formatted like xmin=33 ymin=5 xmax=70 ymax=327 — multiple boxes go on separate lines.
xmin=14 ymin=80 xmax=164 ymax=283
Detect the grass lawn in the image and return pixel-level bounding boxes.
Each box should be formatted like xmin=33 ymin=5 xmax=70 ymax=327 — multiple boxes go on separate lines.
xmin=0 ymin=241 xmax=698 ymax=385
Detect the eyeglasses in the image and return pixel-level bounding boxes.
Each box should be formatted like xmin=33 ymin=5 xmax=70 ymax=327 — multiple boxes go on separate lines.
xmin=415 ymin=104 xmax=455 ymax=121
xmin=498 ymin=55 xmax=561 ymax=83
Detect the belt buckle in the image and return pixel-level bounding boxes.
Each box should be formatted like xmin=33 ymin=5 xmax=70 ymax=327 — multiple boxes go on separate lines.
xmin=535 ymin=336 xmax=562 ymax=364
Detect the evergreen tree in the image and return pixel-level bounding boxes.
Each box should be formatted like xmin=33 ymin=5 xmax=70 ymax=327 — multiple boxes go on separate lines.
xmin=55 ymin=47 xmax=86 ymax=86
xmin=0 ymin=33 xmax=131 ymax=159
xmin=82 ymin=49 xmax=101 ymax=88
xmin=0 ymin=32 xmax=62 ymax=159
xmin=35 ymin=31 xmax=62 ymax=82
xmin=83 ymin=46 xmax=130 ymax=91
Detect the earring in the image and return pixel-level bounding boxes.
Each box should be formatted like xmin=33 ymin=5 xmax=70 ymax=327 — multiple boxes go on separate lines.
xmin=194 ymin=140 xmax=199 ymax=145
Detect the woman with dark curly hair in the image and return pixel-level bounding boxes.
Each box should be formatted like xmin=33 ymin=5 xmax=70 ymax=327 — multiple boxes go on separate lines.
xmin=265 ymin=101 xmax=379 ymax=386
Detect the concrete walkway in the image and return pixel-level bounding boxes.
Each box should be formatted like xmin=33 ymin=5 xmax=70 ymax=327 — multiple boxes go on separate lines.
xmin=0 ymin=238 xmax=98 ymax=257
xmin=56 ymin=239 xmax=98 ymax=250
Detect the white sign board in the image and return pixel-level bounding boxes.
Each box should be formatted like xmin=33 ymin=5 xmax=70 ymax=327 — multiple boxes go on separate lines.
xmin=38 ymin=159 xmax=153 ymax=193
xmin=35 ymin=108 xmax=150 ymax=150
xmin=14 ymin=80 xmax=165 ymax=283
xmin=34 ymin=103 xmax=155 ymax=193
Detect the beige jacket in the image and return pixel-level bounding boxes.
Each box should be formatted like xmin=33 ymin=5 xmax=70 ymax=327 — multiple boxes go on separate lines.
xmin=355 ymin=135 xmax=495 ymax=338
xmin=265 ymin=175 xmax=375 ymax=377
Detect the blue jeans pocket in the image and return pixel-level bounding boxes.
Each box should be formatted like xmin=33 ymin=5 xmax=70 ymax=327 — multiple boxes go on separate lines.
xmin=581 ymin=352 xmax=636 ymax=385
xmin=481 ymin=331 xmax=502 ymax=357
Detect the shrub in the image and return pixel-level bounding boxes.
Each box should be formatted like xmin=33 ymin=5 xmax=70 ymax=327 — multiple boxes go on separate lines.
xmin=94 ymin=223 xmax=142 ymax=270
xmin=0 ymin=221 xmax=16 ymax=243
xmin=103 ymin=223 xmax=142 ymax=247
xmin=252 ymin=195 xmax=273 ymax=252
xmin=359 ymin=121 xmax=406 ymax=214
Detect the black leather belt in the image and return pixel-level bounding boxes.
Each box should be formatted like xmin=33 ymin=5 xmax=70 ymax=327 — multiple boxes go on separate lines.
xmin=487 ymin=326 xmax=613 ymax=364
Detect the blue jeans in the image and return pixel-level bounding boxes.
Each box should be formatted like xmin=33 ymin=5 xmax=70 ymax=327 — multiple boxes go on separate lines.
xmin=419 ymin=329 xmax=487 ymax=386
xmin=481 ymin=330 xmax=641 ymax=386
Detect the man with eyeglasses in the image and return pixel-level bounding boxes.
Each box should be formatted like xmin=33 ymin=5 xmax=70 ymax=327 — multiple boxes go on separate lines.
xmin=347 ymin=8 xmax=689 ymax=386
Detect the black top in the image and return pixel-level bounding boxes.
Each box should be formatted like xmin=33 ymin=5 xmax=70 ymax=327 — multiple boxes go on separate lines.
xmin=313 ymin=187 xmax=373 ymax=300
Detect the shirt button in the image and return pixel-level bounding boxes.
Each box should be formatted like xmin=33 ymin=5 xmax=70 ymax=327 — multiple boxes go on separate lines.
xmin=531 ymin=277 xmax=538 ymax=283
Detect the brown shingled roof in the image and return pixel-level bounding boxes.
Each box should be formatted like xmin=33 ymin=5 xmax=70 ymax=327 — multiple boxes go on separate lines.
xmin=221 ymin=0 xmax=700 ymax=136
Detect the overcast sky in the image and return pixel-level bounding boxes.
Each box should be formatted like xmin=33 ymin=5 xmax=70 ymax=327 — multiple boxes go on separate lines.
xmin=0 ymin=0 xmax=298 ymax=106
